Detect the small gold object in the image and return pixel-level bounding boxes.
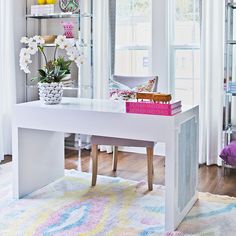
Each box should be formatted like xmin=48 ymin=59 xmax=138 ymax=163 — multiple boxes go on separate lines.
xmin=136 ymin=92 xmax=172 ymax=104
xmin=136 ymin=92 xmax=154 ymax=101
xmin=42 ymin=35 xmax=57 ymax=44
xmin=153 ymin=94 xmax=172 ymax=103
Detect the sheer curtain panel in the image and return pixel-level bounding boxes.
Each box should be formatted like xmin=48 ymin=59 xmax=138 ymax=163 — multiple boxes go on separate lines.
xmin=199 ymin=0 xmax=224 ymax=165
xmin=93 ymin=0 xmax=110 ymax=100
xmin=0 ymin=0 xmax=16 ymax=161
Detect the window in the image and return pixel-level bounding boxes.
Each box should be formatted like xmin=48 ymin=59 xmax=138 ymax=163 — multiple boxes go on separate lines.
xmin=171 ymin=0 xmax=200 ymax=106
xmin=115 ymin=0 xmax=152 ymax=75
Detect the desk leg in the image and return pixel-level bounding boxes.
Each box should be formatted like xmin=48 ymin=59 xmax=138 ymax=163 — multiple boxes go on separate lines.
xmin=13 ymin=128 xmax=64 ymax=199
xmin=165 ymin=116 xmax=199 ymax=231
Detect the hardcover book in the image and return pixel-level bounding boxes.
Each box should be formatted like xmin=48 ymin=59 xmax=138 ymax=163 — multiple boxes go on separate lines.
xmin=126 ymin=100 xmax=182 ymax=116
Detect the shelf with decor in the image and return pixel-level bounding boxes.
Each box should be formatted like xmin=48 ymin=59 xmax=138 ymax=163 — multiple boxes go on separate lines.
xmin=221 ymin=0 xmax=236 ymax=173
xmin=40 ymin=42 xmax=93 ymax=48
xmin=26 ymin=12 xmax=92 ymax=19
xmin=26 ymin=12 xmax=80 ymax=19
xmin=228 ymin=2 xmax=236 ymax=9
xmin=227 ymin=40 xmax=236 ymax=44
xmin=25 ymin=0 xmax=94 ymax=102
xmin=24 ymin=0 xmax=94 ymax=153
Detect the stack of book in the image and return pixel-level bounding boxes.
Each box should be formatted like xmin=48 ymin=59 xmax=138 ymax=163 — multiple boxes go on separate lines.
xmin=224 ymin=82 xmax=236 ymax=93
xmin=126 ymin=100 xmax=182 ymax=116
xmin=31 ymin=4 xmax=54 ymax=15
xmin=61 ymin=75 xmax=74 ymax=88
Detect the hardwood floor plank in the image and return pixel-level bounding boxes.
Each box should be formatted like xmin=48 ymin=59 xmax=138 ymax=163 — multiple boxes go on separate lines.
xmin=2 ymin=150 xmax=236 ymax=197
xmin=65 ymin=150 xmax=236 ymax=197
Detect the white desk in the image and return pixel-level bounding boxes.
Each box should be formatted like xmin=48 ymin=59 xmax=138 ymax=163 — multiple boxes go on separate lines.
xmin=12 ymin=97 xmax=199 ymax=231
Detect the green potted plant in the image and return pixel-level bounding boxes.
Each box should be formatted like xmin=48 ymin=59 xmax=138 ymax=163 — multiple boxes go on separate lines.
xmin=54 ymin=57 xmax=73 ymax=87
xmin=20 ymin=35 xmax=85 ymax=104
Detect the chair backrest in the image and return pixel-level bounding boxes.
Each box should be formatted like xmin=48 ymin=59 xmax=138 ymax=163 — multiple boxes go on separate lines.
xmin=112 ymin=75 xmax=158 ymax=92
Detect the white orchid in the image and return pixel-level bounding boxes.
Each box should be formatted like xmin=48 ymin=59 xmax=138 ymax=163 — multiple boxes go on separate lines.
xmin=55 ymin=35 xmax=75 ymax=50
xmin=75 ymin=55 xmax=86 ymax=66
xmin=55 ymin=35 xmax=66 ymax=46
xmin=20 ymin=48 xmax=31 ymax=59
xmin=33 ymin=35 xmax=45 ymax=45
xmin=20 ymin=35 xmax=85 ymax=76
xmin=64 ymin=40 xmax=74 ymax=50
xmin=20 ymin=66 xmax=30 ymax=74
xmin=28 ymin=41 xmax=38 ymax=55
xmin=20 ymin=37 xmax=30 ymax=44
xmin=20 ymin=58 xmax=32 ymax=67
xmin=20 ymin=57 xmax=32 ymax=74
xmin=66 ymin=46 xmax=77 ymax=56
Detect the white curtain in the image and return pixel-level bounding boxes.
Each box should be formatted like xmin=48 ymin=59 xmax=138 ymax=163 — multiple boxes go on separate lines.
xmin=0 ymin=0 xmax=16 ymax=161
xmin=199 ymin=0 xmax=224 ymax=165
xmin=93 ymin=0 xmax=112 ymax=153
xmin=93 ymin=0 xmax=110 ymax=100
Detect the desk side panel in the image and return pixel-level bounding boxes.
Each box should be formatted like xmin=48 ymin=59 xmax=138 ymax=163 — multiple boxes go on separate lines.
xmin=13 ymin=128 xmax=64 ymax=199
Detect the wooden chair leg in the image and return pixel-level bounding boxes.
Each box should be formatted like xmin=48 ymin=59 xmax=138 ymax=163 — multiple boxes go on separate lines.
xmin=91 ymin=144 xmax=98 ymax=186
xmin=146 ymin=147 xmax=153 ymax=191
xmin=112 ymin=146 xmax=118 ymax=171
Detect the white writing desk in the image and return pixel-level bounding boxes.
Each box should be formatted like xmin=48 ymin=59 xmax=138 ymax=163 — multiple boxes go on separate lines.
xmin=12 ymin=97 xmax=199 ymax=231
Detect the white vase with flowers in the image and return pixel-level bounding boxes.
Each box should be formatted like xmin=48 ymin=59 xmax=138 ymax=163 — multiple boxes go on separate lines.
xmin=19 ymin=35 xmax=85 ymax=104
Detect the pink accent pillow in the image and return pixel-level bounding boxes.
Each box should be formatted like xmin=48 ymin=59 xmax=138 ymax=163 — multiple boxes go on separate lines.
xmin=109 ymin=79 xmax=156 ymax=101
xmin=220 ymin=141 xmax=236 ymax=166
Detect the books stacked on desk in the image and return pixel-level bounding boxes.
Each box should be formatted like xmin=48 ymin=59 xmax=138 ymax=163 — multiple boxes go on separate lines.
xmin=61 ymin=75 xmax=74 ymax=88
xmin=126 ymin=100 xmax=182 ymax=116
xmin=224 ymin=82 xmax=236 ymax=93
xmin=31 ymin=4 xmax=54 ymax=16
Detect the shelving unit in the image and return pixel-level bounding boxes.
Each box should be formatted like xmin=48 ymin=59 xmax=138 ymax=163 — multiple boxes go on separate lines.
xmin=25 ymin=0 xmax=94 ymax=152
xmin=25 ymin=0 xmax=94 ymax=101
xmin=223 ymin=0 xmax=236 ymax=172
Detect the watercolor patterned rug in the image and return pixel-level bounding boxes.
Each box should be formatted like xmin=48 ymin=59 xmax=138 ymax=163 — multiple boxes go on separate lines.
xmin=0 ymin=163 xmax=236 ymax=236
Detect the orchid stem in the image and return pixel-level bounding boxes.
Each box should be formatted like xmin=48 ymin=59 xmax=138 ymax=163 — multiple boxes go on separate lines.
xmin=54 ymin=45 xmax=58 ymax=61
xmin=38 ymin=46 xmax=48 ymax=65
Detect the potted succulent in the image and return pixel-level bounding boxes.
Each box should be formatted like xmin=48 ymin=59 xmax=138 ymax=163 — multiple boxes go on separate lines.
xmin=20 ymin=35 xmax=85 ymax=104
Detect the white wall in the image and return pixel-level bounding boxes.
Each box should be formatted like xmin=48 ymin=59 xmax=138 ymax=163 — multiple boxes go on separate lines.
xmin=13 ymin=0 xmax=26 ymax=103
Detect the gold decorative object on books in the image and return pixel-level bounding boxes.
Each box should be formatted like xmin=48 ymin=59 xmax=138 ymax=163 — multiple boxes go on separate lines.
xmin=136 ymin=92 xmax=172 ymax=104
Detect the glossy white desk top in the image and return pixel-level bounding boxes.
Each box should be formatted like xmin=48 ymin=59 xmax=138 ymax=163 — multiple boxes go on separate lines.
xmin=16 ymin=97 xmax=194 ymax=117
xmin=17 ymin=97 xmax=126 ymax=113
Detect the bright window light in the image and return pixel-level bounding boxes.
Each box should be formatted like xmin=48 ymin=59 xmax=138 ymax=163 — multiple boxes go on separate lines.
xmin=171 ymin=0 xmax=201 ymax=106
xmin=115 ymin=0 xmax=152 ymax=76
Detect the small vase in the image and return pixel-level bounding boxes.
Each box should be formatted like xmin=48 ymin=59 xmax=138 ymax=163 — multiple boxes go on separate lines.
xmin=62 ymin=22 xmax=74 ymax=39
xmin=38 ymin=82 xmax=63 ymax=105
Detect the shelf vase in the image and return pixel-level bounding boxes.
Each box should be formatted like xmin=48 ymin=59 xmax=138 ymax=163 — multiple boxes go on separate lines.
xmin=38 ymin=82 xmax=63 ymax=105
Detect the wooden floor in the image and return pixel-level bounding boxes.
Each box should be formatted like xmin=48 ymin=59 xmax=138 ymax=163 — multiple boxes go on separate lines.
xmin=65 ymin=150 xmax=236 ymax=197
xmin=2 ymin=150 xmax=236 ymax=197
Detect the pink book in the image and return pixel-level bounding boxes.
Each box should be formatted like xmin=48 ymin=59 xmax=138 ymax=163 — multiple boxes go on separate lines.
xmin=126 ymin=101 xmax=182 ymax=116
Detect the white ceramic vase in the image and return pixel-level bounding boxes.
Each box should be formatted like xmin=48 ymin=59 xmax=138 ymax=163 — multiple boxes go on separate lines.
xmin=38 ymin=82 xmax=63 ymax=105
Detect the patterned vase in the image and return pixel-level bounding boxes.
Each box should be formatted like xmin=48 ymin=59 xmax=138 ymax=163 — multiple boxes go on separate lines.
xmin=62 ymin=22 xmax=74 ymax=38
xmin=38 ymin=82 xmax=63 ymax=105
xmin=59 ymin=0 xmax=79 ymax=13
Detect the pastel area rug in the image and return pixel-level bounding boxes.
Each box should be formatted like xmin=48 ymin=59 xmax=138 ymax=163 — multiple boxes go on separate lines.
xmin=0 ymin=163 xmax=236 ymax=236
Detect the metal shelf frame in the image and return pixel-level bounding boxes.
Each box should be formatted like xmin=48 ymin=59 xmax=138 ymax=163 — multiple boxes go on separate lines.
xmin=223 ymin=0 xmax=236 ymax=171
xmin=26 ymin=12 xmax=80 ymax=19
